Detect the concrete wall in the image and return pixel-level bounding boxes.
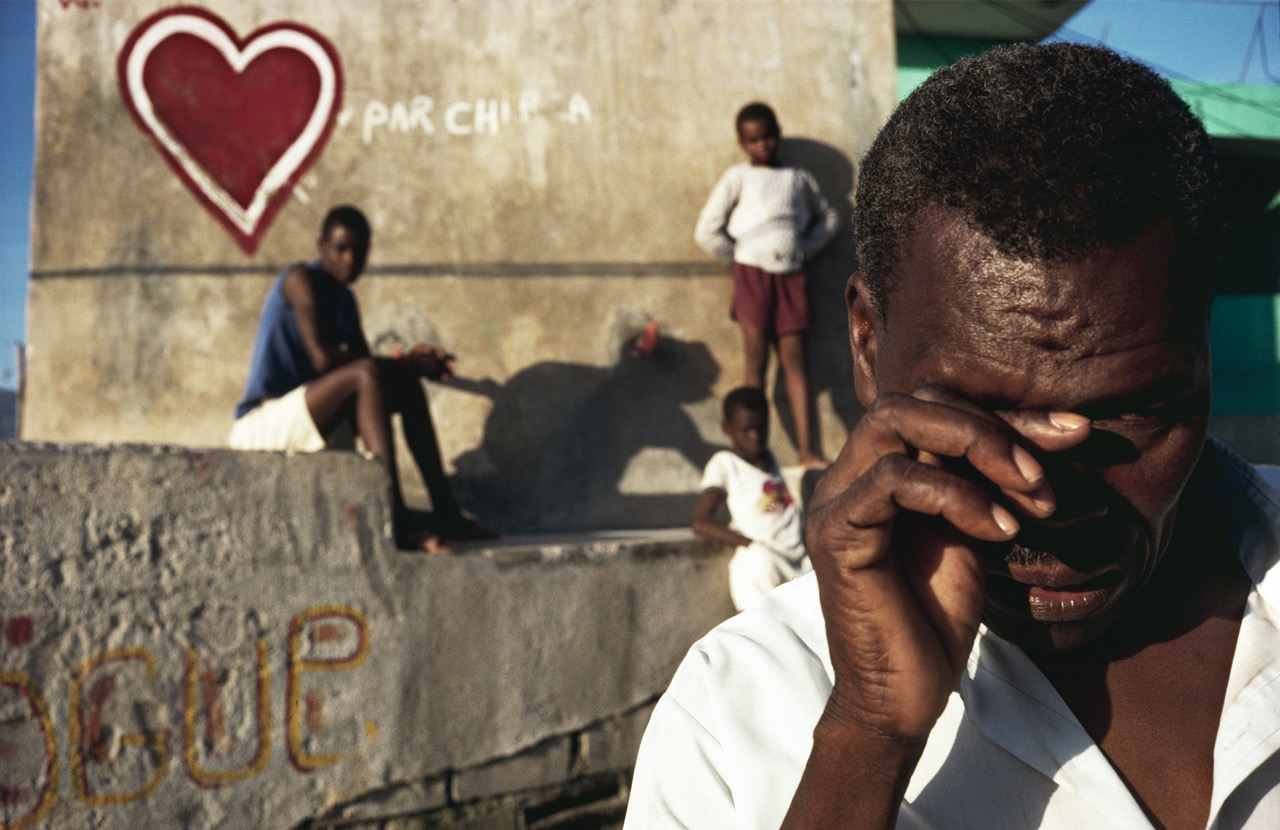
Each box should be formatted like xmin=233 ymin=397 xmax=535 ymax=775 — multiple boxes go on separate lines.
xmin=0 ymin=442 xmax=734 ymax=828
xmin=24 ymin=0 xmax=897 ymax=532
xmin=0 ymin=390 xmax=14 ymax=440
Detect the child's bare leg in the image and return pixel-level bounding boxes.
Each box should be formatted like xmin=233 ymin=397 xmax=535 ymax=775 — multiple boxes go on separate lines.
xmin=777 ymin=333 xmax=825 ymax=468
xmin=305 ymin=361 xmax=450 ymax=552
xmin=304 ymin=358 xmax=394 ymax=460
xmin=741 ymin=323 xmax=769 ymax=388
xmin=381 ymin=359 xmax=462 ymax=521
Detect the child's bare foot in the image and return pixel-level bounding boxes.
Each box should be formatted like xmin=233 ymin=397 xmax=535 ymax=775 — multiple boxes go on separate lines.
xmin=796 ymin=452 xmax=829 ymax=471
xmin=398 ymin=528 xmax=454 ymax=554
xmin=395 ymin=509 xmax=457 ymax=553
xmin=436 ymin=514 xmax=499 ymax=542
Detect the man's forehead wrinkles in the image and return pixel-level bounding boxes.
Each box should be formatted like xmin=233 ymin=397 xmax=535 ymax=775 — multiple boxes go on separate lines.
xmin=922 ymin=346 xmax=1047 ymax=399
xmin=986 ymin=311 xmax=1167 ymax=364
xmin=971 ymin=274 xmax=1170 ymax=364
xmin=915 ymin=327 xmax=1198 ymax=408
xmin=987 ymin=305 xmax=1094 ymax=357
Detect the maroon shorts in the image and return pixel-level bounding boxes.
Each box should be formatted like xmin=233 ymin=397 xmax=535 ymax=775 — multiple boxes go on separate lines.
xmin=731 ymin=262 xmax=810 ymax=336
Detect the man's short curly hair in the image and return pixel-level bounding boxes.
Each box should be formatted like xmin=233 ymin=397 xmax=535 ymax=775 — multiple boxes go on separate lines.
xmin=853 ymin=43 xmax=1222 ymax=318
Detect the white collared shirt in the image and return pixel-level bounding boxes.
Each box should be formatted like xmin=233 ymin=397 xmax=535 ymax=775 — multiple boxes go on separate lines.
xmin=626 ymin=440 xmax=1280 ymax=829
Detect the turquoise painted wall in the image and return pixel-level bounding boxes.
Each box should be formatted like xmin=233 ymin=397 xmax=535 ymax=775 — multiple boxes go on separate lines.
xmin=897 ymin=34 xmax=1006 ymax=102
xmin=1213 ymin=296 xmax=1280 ymax=415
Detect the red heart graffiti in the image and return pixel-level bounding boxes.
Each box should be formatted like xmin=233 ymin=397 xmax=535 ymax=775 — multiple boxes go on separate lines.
xmin=118 ymin=6 xmax=343 ymax=254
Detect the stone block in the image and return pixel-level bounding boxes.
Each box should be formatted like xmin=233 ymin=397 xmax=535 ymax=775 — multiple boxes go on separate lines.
xmin=315 ymin=777 xmax=449 ymax=827
xmin=574 ymin=703 xmax=658 ymax=778
xmin=452 ymin=738 xmax=573 ymax=803
xmin=0 ymin=443 xmax=732 ymax=828
xmin=386 ymin=542 xmax=734 ymax=773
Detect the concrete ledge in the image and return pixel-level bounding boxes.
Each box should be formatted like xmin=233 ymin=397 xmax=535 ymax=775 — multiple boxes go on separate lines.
xmin=573 ymin=703 xmax=657 ymax=779
xmin=315 ymin=778 xmax=450 ymax=827
xmin=451 ymin=737 xmax=574 ymax=803
xmin=0 ymin=442 xmax=734 ymax=829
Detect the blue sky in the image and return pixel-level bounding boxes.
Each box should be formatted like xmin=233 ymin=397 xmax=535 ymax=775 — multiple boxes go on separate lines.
xmin=0 ymin=0 xmax=1276 ymax=392
xmin=1049 ymin=0 xmax=1279 ymax=85
xmin=0 ymin=0 xmax=34 ymax=391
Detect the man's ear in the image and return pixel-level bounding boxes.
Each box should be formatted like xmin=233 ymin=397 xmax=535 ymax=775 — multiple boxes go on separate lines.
xmin=847 ymin=274 xmax=880 ymax=407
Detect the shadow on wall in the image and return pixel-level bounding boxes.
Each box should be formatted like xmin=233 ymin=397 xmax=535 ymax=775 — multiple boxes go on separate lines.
xmin=446 ymin=335 xmax=722 ymax=533
xmin=772 ymin=137 xmax=864 ymax=459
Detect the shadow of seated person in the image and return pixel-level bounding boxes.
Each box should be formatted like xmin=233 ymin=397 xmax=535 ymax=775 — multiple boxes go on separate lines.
xmin=447 ymin=335 xmax=722 ymax=534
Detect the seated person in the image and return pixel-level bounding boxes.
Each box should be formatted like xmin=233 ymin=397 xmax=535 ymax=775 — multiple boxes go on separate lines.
xmin=693 ymin=386 xmax=812 ymax=610
xmin=230 ymin=204 xmax=486 ymax=551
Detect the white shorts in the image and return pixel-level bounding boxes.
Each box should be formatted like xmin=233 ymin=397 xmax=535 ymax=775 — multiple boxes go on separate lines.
xmin=228 ymin=385 xmax=325 ymax=453
xmin=728 ymin=542 xmax=813 ymax=612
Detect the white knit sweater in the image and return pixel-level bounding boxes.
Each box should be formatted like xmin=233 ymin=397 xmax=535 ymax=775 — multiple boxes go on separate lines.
xmin=694 ymin=163 xmax=840 ymax=274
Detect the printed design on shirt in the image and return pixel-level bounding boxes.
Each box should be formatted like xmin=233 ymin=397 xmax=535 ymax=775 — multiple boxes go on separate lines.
xmin=758 ymin=479 xmax=794 ymax=514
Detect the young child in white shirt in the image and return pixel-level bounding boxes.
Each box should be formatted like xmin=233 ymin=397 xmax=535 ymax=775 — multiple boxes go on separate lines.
xmin=692 ymin=386 xmax=811 ymax=610
xmin=694 ymin=102 xmax=839 ymax=470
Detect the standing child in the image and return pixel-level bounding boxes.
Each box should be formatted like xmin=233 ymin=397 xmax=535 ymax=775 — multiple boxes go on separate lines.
xmin=692 ymin=386 xmax=811 ymax=611
xmin=694 ymin=101 xmax=839 ymax=469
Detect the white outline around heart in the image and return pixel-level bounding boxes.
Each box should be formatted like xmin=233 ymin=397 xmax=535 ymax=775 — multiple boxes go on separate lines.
xmin=122 ymin=13 xmax=338 ymax=237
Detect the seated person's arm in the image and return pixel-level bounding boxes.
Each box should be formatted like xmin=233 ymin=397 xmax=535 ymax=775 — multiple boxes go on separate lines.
xmin=282 ymin=265 xmax=359 ymax=374
xmin=342 ymin=316 xmax=455 ymax=381
xmin=691 ymin=488 xmax=752 ymax=549
xmin=399 ymin=344 xmax=456 ymax=380
xmin=346 ymin=319 xmax=372 ymax=360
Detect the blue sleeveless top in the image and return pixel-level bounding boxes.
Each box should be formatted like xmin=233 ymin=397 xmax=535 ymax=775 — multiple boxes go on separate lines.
xmin=234 ymin=262 xmax=359 ymax=418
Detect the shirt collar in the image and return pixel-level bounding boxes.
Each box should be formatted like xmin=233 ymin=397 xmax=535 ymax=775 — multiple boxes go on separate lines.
xmin=957 ymin=438 xmax=1280 ymax=822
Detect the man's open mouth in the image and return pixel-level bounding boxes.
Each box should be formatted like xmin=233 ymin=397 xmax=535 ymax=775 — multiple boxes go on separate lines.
xmin=986 ymin=550 xmax=1124 ymax=623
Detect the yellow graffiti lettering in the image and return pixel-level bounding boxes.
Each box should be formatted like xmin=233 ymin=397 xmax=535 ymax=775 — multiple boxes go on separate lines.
xmin=0 ymin=672 xmax=57 ymax=830
xmin=69 ymin=648 xmax=170 ymax=806
xmin=286 ymin=605 xmax=369 ymax=772
xmin=182 ymin=639 xmax=271 ymax=788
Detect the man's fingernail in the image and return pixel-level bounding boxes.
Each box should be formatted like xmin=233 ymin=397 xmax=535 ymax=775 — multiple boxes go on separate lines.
xmin=1049 ymin=412 xmax=1089 ymax=430
xmin=1012 ymin=445 xmax=1043 ymax=484
xmin=991 ymin=505 xmax=1019 ymax=536
xmin=1028 ymin=482 xmax=1055 ymax=514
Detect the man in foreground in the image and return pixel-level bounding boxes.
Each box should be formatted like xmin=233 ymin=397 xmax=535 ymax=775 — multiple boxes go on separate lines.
xmin=627 ymin=44 xmax=1280 ymax=828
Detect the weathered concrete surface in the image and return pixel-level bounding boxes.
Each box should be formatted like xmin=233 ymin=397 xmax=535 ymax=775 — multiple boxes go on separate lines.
xmin=24 ymin=0 xmax=897 ymax=531
xmin=0 ymin=443 xmax=734 ymax=828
